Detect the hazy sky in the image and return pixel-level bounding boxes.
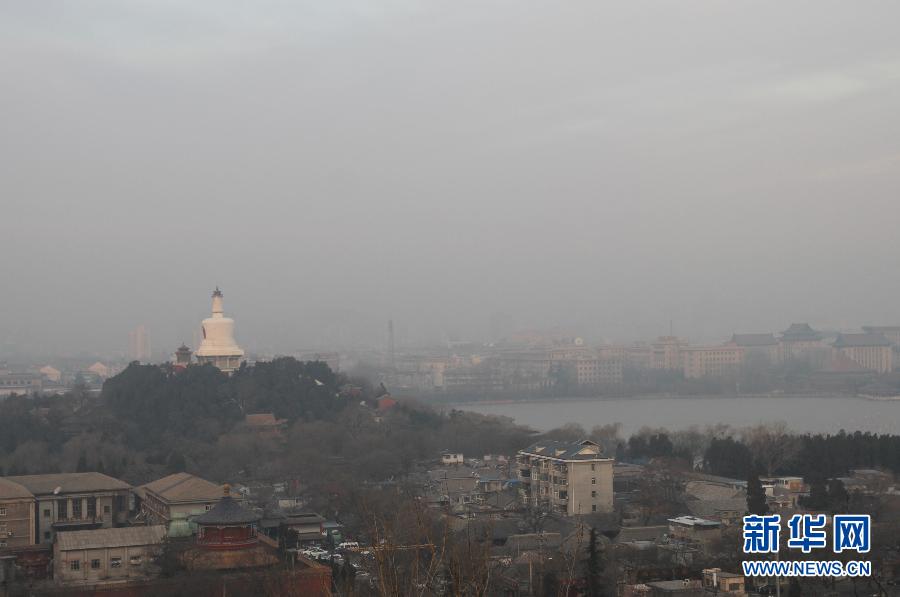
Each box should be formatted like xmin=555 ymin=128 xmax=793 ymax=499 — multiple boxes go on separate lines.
xmin=3 ymin=1 xmax=900 ymax=358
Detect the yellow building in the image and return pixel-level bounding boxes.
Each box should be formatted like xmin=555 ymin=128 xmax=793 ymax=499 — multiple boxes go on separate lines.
xmin=681 ymin=346 xmax=744 ymax=379
xmin=832 ymin=333 xmax=893 ymax=373
xmin=651 ymin=336 xmax=688 ymax=370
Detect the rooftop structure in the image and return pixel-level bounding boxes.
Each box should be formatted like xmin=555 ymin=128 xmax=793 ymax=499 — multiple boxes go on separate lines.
xmin=193 ymin=486 xmax=260 ymax=550
xmin=136 ymin=472 xmax=230 ymax=525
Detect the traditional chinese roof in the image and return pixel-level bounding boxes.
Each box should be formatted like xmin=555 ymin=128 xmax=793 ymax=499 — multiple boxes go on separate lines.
xmin=832 ymin=333 xmax=892 ymax=348
xmin=193 ymin=488 xmax=260 ymax=526
xmin=730 ymin=333 xmax=777 ymax=347
xmin=781 ymin=323 xmax=820 ymax=341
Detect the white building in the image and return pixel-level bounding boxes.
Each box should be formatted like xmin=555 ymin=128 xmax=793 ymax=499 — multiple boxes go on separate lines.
xmin=195 ymin=287 xmax=245 ymax=374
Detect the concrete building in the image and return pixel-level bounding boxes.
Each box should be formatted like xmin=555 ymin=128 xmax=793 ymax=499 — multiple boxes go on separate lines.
xmin=0 ymin=372 xmax=42 ymax=397
xmin=651 ymin=337 xmax=688 ymax=370
xmin=6 ymin=473 xmax=131 ymax=546
xmin=681 ymin=346 xmax=744 ymax=379
xmin=861 ymin=326 xmax=900 ymax=348
xmin=53 ymin=525 xmax=166 ymax=584
xmin=667 ymin=515 xmax=722 ymax=546
xmin=0 ymin=478 xmax=36 ymax=550
xmin=129 ymin=324 xmax=151 ymax=362
xmin=559 ymin=357 xmax=624 ymax=386
xmin=517 ymin=439 xmax=613 ymax=516
xmin=195 ymin=287 xmax=245 ymax=374
xmin=136 ymin=473 xmax=232 ymax=525
xmin=832 ymin=333 xmax=893 ymax=373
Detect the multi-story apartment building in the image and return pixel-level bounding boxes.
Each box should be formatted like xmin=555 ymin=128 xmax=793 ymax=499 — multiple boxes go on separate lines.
xmin=832 ymin=333 xmax=893 ymax=373
xmin=6 ymin=473 xmax=131 ymax=545
xmin=517 ymin=439 xmax=613 ymax=516
xmin=681 ymin=346 xmax=744 ymax=379
xmin=559 ymin=358 xmax=624 ymax=386
xmin=0 ymin=478 xmax=36 ymax=550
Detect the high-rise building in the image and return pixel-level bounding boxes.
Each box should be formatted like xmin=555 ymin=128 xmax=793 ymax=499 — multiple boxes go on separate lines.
xmin=129 ymin=325 xmax=151 ymax=362
xmin=195 ymin=288 xmax=244 ymax=374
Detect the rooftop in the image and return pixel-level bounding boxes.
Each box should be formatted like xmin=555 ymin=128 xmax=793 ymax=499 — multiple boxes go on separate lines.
xmin=519 ymin=439 xmax=609 ymax=461
xmin=193 ymin=489 xmax=260 ymax=526
xmin=730 ymin=333 xmax=777 ymax=347
xmin=6 ymin=472 xmax=131 ymax=495
xmin=0 ymin=478 xmax=33 ymax=500
xmin=668 ymin=516 xmax=721 ymax=528
xmin=832 ymin=333 xmax=892 ymax=348
xmin=138 ymin=472 xmax=225 ymax=503
xmin=781 ymin=323 xmax=820 ymax=341
xmin=57 ymin=525 xmax=166 ymax=551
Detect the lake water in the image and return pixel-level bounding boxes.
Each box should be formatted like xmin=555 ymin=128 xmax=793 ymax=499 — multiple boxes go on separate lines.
xmin=457 ymin=395 xmax=900 ymax=436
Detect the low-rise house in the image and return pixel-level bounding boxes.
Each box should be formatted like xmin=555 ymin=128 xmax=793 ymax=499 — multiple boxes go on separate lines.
xmin=6 ymin=473 xmax=131 ymax=545
xmin=702 ymin=568 xmax=746 ymax=595
xmin=0 ymin=478 xmax=35 ymax=550
xmin=667 ymin=516 xmax=721 ymax=546
xmin=645 ymin=579 xmax=704 ymax=596
xmin=136 ymin=473 xmax=232 ymax=525
xmin=441 ymin=453 xmax=464 ymax=465
xmin=53 ymin=525 xmax=166 ymax=584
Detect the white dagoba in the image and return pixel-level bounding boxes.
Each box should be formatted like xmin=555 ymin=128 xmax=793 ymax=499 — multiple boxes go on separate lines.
xmin=195 ymin=287 xmax=245 ymax=373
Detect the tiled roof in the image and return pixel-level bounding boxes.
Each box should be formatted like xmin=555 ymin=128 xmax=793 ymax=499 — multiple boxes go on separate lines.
xmin=193 ymin=496 xmax=260 ymax=525
xmin=832 ymin=333 xmax=892 ymax=348
xmin=520 ymin=439 xmax=609 ymax=461
xmin=781 ymin=323 xmax=820 ymax=341
xmin=0 ymin=478 xmax=34 ymax=499
xmin=7 ymin=472 xmax=130 ymax=495
xmin=138 ymin=473 xmax=225 ymax=503
xmin=730 ymin=333 xmax=777 ymax=347
xmin=57 ymin=525 xmax=166 ymax=551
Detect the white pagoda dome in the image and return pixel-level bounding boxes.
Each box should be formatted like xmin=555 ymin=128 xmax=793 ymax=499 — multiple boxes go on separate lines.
xmin=195 ymin=287 xmax=244 ymax=373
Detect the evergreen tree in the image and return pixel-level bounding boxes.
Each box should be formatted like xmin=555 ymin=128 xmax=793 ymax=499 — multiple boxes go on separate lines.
xmin=586 ymin=527 xmax=605 ymax=597
xmin=746 ymin=469 xmax=769 ymax=515
xmin=76 ymin=452 xmax=88 ymax=473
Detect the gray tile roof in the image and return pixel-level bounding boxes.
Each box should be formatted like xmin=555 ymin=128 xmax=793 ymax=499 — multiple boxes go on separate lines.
xmin=781 ymin=323 xmax=820 ymax=341
xmin=138 ymin=473 xmax=224 ymax=503
xmin=56 ymin=525 xmax=166 ymax=551
xmin=832 ymin=333 xmax=892 ymax=348
xmin=7 ymin=472 xmax=130 ymax=495
xmin=730 ymin=333 xmax=777 ymax=347
xmin=193 ymin=496 xmax=260 ymax=525
xmin=520 ymin=439 xmax=609 ymax=461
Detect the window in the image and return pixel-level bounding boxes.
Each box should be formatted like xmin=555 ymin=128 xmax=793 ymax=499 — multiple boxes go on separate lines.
xmin=591 ymin=464 xmax=595 ymax=471
xmin=0 ymin=541 xmax=6 ymax=548
xmin=86 ymin=497 xmax=96 ymax=519
xmin=72 ymin=499 xmax=82 ymax=519
xmin=0 ymin=507 xmax=6 ymax=516
xmin=205 ymin=504 xmax=212 ymax=511
xmin=129 ymin=556 xmax=142 ymax=566
xmin=110 ymin=557 xmax=122 ymax=568
xmin=70 ymin=560 xmax=80 ymax=571
xmin=591 ymin=490 xmax=596 ymax=498
xmin=44 ymin=532 xmax=51 ymax=540
xmin=91 ymin=559 xmax=101 ymax=570
xmin=591 ymin=478 xmax=596 ymax=485
xmin=592 ymin=505 xmax=597 ymax=512
xmin=115 ymin=495 xmax=126 ymax=513
xmin=57 ymin=499 xmax=67 ymax=520
xmin=44 ymin=509 xmax=51 ymax=518
xmin=104 ymin=505 xmax=111 ymax=514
